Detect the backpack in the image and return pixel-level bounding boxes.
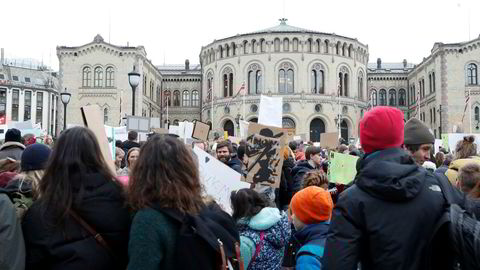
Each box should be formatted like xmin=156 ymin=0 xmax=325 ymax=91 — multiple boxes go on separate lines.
xmin=152 ymin=204 xmax=245 ymax=270
xmin=0 ymin=179 xmax=33 ymax=220
xmin=430 ymin=175 xmax=480 ymax=270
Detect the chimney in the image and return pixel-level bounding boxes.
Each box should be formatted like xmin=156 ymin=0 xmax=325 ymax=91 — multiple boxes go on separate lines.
xmin=185 ymin=59 xmax=190 ymax=70
xmin=1 ymin=48 xmax=4 ymax=64
xmin=377 ymin=58 xmax=382 ymax=69
xmin=403 ymin=59 xmax=407 ymax=68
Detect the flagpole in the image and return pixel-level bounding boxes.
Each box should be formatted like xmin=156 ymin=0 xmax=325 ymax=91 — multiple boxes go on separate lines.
xmin=166 ymin=98 xmax=169 ymax=125
xmin=243 ymin=81 xmax=246 ymax=121
xmin=211 ymin=86 xmax=214 ymax=132
xmin=469 ymin=87 xmax=472 ymax=133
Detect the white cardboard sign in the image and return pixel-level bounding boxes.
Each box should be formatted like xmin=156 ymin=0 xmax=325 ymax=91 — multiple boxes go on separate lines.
xmin=258 ymin=95 xmax=282 ymax=128
xmin=193 ymin=146 xmax=249 ymax=214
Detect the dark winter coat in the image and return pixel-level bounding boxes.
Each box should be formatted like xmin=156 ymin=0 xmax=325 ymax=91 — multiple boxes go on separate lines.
xmin=0 ymin=142 xmax=25 ymax=161
xmin=227 ymin=157 xmax=244 ymax=175
xmin=323 ymin=148 xmax=457 ymax=270
xmin=291 ymin=160 xmax=316 ymax=195
xmin=22 ymin=173 xmax=131 ymax=270
xmin=0 ymin=193 xmax=25 ymax=270
xmin=277 ymin=157 xmax=295 ymax=209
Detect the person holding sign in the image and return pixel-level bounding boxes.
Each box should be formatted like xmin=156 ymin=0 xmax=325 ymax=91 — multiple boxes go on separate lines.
xmin=323 ymin=106 xmax=460 ymax=270
xmin=216 ymin=140 xmax=244 ymax=175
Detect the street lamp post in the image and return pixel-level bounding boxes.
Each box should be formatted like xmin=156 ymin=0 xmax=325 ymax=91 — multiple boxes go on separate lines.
xmin=437 ymin=105 xmax=442 ymax=139
xmin=60 ymin=88 xmax=71 ymax=131
xmin=128 ymin=66 xmax=141 ymax=116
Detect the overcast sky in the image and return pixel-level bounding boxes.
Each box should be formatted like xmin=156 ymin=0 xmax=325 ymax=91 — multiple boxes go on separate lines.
xmin=2 ymin=0 xmax=479 ymax=70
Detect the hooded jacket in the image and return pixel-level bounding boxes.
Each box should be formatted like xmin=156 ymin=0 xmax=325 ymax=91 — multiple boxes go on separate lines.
xmin=226 ymin=157 xmax=244 ymax=175
xmin=22 ymin=173 xmax=131 ymax=270
xmin=0 ymin=142 xmax=25 ymax=161
xmin=238 ymin=207 xmax=290 ymax=270
xmin=291 ymin=160 xmax=316 ymax=194
xmin=323 ymin=148 xmax=453 ymax=270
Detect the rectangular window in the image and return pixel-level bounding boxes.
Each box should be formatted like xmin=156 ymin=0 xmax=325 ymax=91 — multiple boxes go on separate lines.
xmin=0 ymin=88 xmax=6 ymax=124
xmin=24 ymin=91 xmax=31 ymax=121
xmin=12 ymin=76 xmax=18 ymax=81
xmin=51 ymin=95 xmax=55 ymax=135
xmin=12 ymin=89 xmax=19 ymax=121
xmin=25 ymin=77 xmax=31 ymax=83
xmin=0 ymin=74 xmax=5 ymax=79
xmin=36 ymin=92 xmax=43 ymax=125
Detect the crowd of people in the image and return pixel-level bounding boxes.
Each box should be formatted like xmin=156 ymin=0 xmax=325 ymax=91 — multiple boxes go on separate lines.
xmin=1 ymin=105 xmax=480 ymax=269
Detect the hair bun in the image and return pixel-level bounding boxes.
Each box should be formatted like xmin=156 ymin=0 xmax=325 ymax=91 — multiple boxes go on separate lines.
xmin=464 ymin=135 xmax=475 ymax=143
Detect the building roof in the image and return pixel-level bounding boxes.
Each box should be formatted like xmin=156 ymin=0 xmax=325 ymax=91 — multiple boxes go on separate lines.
xmin=0 ymin=64 xmax=60 ymax=90
xmin=367 ymin=62 xmax=415 ymax=74
xmin=156 ymin=64 xmax=201 ymax=76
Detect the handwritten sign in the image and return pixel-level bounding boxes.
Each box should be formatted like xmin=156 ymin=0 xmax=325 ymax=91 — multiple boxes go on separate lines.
xmin=328 ymin=151 xmax=359 ymax=185
xmin=258 ymin=95 xmax=282 ymax=128
xmin=192 ymin=121 xmax=211 ymax=141
xmin=193 ymin=146 xmax=249 ymax=214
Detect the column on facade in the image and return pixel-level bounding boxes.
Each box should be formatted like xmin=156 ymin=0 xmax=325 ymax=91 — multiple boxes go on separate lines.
xmin=6 ymin=88 xmax=12 ymax=122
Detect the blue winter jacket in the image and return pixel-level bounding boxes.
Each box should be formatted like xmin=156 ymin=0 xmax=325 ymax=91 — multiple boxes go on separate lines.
xmin=238 ymin=207 xmax=291 ymax=270
xmin=295 ymin=222 xmax=330 ymax=270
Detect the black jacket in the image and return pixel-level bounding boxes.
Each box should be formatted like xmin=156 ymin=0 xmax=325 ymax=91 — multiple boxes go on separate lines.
xmin=22 ymin=173 xmax=131 ymax=270
xmin=122 ymin=140 xmax=140 ymax=153
xmin=323 ymin=148 xmax=454 ymax=270
xmin=226 ymin=157 xmax=244 ymax=175
xmin=291 ymin=160 xmax=316 ymax=195
xmin=277 ymin=157 xmax=295 ymax=209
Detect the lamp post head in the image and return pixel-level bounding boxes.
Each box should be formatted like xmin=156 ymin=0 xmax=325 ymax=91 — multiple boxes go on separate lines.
xmin=128 ymin=66 xmax=141 ymax=89
xmin=60 ymin=88 xmax=71 ymax=105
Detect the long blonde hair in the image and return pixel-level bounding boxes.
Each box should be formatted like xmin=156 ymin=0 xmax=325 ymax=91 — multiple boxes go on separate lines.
xmin=15 ymin=170 xmax=44 ymax=198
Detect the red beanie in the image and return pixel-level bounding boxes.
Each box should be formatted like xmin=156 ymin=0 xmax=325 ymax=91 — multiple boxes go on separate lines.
xmin=360 ymin=106 xmax=404 ymax=154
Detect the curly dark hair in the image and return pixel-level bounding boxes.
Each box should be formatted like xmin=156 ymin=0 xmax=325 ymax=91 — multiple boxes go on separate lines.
xmin=303 ymin=170 xmax=329 ymax=189
xmin=128 ymin=134 xmax=204 ymax=214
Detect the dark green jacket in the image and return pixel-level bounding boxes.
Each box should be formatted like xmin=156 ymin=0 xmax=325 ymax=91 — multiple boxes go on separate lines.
xmin=127 ymin=208 xmax=177 ymax=270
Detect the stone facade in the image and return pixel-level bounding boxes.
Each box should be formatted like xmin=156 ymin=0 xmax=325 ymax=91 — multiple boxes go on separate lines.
xmin=0 ymin=52 xmax=60 ymax=136
xmin=157 ymin=61 xmax=202 ymax=125
xmin=200 ymin=19 xmax=369 ymax=141
xmin=57 ymin=35 xmax=162 ymax=127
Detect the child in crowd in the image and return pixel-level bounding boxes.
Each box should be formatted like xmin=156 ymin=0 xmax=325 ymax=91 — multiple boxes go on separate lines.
xmin=231 ymin=188 xmax=290 ymax=270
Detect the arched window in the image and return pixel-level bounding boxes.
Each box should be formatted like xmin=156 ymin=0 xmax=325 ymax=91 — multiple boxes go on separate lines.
xmin=104 ymin=108 xmax=108 ymax=123
xmin=225 ymin=44 xmax=230 ymax=57
xmin=247 ymin=63 xmax=262 ymax=94
xmin=231 ymin=43 xmax=236 ymax=56
xmin=282 ymin=117 xmax=296 ymax=129
xmin=324 ymin=40 xmax=329 ymax=53
xmin=94 ymin=67 xmax=103 ymax=87
xmin=358 ymin=72 xmax=364 ymax=100
xmin=251 ymin=40 xmax=256 ymax=53
xmin=342 ymin=43 xmax=347 ymax=56
xmin=219 ymin=46 xmax=224 ymax=59
xmin=467 ymin=63 xmax=478 ymax=85
xmin=348 ymin=44 xmax=353 ymax=57
xmin=311 ymin=63 xmax=325 ymax=94
xmin=307 ymin=39 xmax=313 ymax=53
xmin=164 ymin=90 xmax=171 ymax=106
xmin=182 ymin=90 xmax=190 ymax=107
xmin=379 ymin=89 xmax=387 ymax=105
xmin=316 ymin=39 xmax=321 ymax=53
xmin=278 ymin=63 xmax=294 ymax=93
xmin=82 ymin=67 xmax=91 ymax=87
xmin=336 ymin=42 xmax=340 ymax=55
xmin=338 ymin=67 xmax=349 ymax=96
xmin=260 ymin=39 xmax=266 ymax=52
xmin=398 ymin=89 xmax=406 ymax=106
xmin=371 ymin=90 xmax=377 ymax=106
xmin=475 ymin=106 xmax=480 ymax=121
xmin=389 ymin=89 xmax=396 ymax=106
xmin=207 ymin=72 xmax=213 ymax=101
xmin=222 ymin=67 xmax=234 ymax=97
xmin=283 ymin=38 xmax=290 ymax=52
xmin=191 ymin=90 xmax=199 ymax=106
xmin=105 ymin=67 xmax=114 ymax=87
xmin=173 ymin=90 xmax=180 ymax=106
xmin=274 ymin=38 xmax=280 ymax=52
xmin=432 ymin=72 xmax=436 ymax=92
xmin=292 ymin=38 xmax=299 ymax=52
xmin=429 ymin=73 xmax=432 ymax=93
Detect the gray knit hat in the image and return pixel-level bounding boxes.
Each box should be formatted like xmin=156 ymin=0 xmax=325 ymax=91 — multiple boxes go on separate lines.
xmin=404 ymin=118 xmax=435 ymax=145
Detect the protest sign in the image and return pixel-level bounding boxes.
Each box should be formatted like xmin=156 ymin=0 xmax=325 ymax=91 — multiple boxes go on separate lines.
xmin=127 ymin=116 xmax=150 ymax=132
xmin=193 ymin=146 xmax=249 ymax=214
xmin=224 ymin=131 xmax=229 ymax=140
xmin=151 ymin=128 xmax=168 ymax=134
xmin=184 ymin=121 xmax=194 ymax=140
xmin=228 ymin=136 xmax=242 ymax=145
xmin=81 ymin=105 xmax=115 ymax=174
xmin=320 ymin=132 xmax=339 ymax=148
xmin=328 ymin=151 xmax=359 ymax=185
xmin=258 ymin=95 xmax=282 ymax=128
xmin=239 ymin=120 xmax=249 ymax=139
xmin=442 ymin=134 xmax=449 ymax=152
xmin=192 ymin=121 xmax=210 ymax=141
xmin=434 ymin=139 xmax=443 ymax=154
xmin=245 ymin=123 xmax=286 ymax=188
xmin=168 ymin=125 xmax=180 ymax=136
